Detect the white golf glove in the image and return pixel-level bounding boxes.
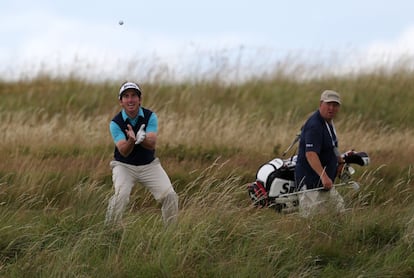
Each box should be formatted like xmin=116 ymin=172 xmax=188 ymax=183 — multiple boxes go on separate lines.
xmin=135 ymin=124 xmax=146 ymax=145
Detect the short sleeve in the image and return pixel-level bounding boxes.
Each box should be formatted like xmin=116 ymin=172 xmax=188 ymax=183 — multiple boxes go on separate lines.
xmin=110 ymin=121 xmax=126 ymax=144
xmin=304 ymin=124 xmax=322 ymax=154
xmin=146 ymin=113 xmax=158 ymax=133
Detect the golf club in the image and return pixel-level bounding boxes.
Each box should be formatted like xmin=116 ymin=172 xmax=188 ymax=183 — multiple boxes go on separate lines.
xmin=277 ymin=181 xmax=360 ymax=198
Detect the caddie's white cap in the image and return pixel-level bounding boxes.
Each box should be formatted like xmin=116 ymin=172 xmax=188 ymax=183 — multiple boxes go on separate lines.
xmin=320 ymin=90 xmax=341 ymax=104
xmin=119 ymin=82 xmax=142 ymax=99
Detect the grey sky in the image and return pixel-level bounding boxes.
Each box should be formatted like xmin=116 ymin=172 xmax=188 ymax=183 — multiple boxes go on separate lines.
xmin=2 ymin=0 xmax=414 ymax=81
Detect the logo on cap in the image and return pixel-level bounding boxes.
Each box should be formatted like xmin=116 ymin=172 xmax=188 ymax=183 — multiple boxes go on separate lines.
xmin=119 ymin=82 xmax=142 ymax=99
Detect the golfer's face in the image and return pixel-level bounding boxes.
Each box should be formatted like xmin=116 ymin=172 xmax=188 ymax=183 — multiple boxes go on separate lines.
xmin=319 ymin=101 xmax=340 ymax=120
xmin=120 ymin=90 xmax=141 ymax=114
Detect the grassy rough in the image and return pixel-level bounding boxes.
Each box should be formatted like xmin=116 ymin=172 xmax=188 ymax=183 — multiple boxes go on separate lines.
xmin=0 ymin=64 xmax=413 ymax=277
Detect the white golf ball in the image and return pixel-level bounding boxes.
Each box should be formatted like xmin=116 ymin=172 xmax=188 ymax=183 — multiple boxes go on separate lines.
xmin=119 ymin=20 xmax=124 ymax=25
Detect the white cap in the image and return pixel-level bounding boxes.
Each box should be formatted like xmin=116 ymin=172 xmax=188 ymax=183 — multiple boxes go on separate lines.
xmin=320 ymin=90 xmax=341 ymax=104
xmin=119 ymin=82 xmax=142 ymax=99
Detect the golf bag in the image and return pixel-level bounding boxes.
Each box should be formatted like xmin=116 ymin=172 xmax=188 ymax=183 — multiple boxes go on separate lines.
xmin=247 ymin=150 xmax=370 ymax=213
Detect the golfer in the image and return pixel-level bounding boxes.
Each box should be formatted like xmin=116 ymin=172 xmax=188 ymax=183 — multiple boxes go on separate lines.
xmin=294 ymin=90 xmax=346 ymax=217
xmin=105 ymin=81 xmax=178 ymax=226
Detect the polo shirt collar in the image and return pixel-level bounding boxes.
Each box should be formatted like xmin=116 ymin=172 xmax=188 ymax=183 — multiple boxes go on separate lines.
xmin=121 ymin=107 xmax=144 ymax=122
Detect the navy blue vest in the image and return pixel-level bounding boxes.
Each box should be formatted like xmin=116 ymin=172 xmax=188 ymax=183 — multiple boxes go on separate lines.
xmin=112 ymin=108 xmax=155 ymax=165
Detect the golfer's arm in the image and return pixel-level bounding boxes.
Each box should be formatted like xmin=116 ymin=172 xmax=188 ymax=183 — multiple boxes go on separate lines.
xmin=305 ymin=151 xmax=327 ymax=177
xmin=116 ymin=138 xmax=135 ymax=157
xmin=140 ymin=132 xmax=157 ymax=150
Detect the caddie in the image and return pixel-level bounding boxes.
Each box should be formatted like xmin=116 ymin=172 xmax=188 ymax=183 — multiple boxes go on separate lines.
xmin=294 ymin=90 xmax=346 ymax=217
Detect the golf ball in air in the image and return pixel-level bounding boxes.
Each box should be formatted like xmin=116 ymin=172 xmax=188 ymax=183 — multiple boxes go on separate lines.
xmin=119 ymin=20 xmax=124 ymax=25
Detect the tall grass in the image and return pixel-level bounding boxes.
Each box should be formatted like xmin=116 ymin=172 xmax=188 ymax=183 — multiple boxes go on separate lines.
xmin=0 ymin=58 xmax=413 ymax=277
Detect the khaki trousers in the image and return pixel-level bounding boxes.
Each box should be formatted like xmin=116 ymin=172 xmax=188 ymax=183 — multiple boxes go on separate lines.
xmin=105 ymin=158 xmax=178 ymax=225
xmin=298 ymin=186 xmax=345 ymax=218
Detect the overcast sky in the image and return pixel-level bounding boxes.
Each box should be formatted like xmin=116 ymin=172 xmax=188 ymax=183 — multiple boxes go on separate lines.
xmin=2 ymin=0 xmax=414 ymax=82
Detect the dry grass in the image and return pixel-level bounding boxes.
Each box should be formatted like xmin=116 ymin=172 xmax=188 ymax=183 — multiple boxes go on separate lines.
xmin=0 ymin=63 xmax=414 ymax=277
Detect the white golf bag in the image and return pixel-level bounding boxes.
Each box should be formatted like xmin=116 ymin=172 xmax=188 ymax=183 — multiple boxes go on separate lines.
xmin=247 ymin=150 xmax=370 ymax=213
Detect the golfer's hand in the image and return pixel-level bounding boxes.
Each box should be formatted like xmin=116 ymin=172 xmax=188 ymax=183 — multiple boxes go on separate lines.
xmin=135 ymin=124 xmax=146 ymax=145
xmin=125 ymin=124 xmax=136 ymax=142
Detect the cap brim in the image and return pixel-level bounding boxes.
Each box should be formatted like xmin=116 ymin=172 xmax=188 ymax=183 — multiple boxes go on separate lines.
xmin=119 ymin=88 xmax=141 ymax=99
xmin=322 ymin=99 xmax=341 ymax=104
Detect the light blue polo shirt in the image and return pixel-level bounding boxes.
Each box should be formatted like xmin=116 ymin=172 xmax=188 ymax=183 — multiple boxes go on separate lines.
xmin=109 ymin=107 xmax=158 ymax=144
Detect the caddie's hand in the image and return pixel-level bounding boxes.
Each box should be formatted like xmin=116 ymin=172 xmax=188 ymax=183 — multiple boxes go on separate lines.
xmin=321 ymin=174 xmax=333 ymax=190
xmin=135 ymin=124 xmax=146 ymax=145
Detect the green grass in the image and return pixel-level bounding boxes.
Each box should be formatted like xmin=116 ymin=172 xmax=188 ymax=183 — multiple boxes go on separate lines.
xmin=0 ymin=59 xmax=413 ymax=277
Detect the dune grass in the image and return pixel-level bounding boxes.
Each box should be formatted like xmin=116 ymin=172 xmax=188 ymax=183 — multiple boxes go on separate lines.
xmin=0 ymin=60 xmax=414 ymax=277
